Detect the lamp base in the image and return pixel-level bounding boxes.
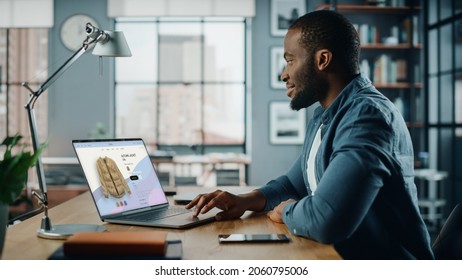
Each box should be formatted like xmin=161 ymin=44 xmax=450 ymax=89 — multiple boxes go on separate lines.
xmin=37 ymin=224 xmax=106 ymax=240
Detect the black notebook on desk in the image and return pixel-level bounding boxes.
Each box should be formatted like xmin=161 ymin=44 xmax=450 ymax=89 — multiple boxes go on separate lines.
xmin=48 ymin=240 xmax=182 ymax=260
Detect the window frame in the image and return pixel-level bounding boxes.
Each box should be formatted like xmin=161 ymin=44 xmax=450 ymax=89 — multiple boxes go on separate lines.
xmin=114 ymin=17 xmax=248 ymax=155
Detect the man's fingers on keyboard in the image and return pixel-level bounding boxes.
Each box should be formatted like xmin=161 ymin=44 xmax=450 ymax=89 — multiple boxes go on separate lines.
xmin=185 ymin=194 xmax=202 ymax=209
xmin=193 ymin=194 xmax=211 ymax=216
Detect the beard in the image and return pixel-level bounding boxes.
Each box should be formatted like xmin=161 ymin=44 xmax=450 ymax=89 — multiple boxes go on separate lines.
xmin=290 ymin=57 xmax=329 ymax=111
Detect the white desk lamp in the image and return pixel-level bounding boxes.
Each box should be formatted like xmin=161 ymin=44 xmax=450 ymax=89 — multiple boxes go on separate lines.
xmin=22 ymin=23 xmax=132 ymax=239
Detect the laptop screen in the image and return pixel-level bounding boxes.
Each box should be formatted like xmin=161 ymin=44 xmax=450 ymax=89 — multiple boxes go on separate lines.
xmin=72 ymin=139 xmax=168 ymax=217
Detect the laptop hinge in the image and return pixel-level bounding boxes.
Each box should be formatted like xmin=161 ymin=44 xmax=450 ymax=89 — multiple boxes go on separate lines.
xmin=104 ymin=204 xmax=169 ymax=219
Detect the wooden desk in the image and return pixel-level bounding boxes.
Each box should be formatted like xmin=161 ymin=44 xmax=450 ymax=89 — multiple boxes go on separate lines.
xmin=2 ymin=189 xmax=340 ymax=260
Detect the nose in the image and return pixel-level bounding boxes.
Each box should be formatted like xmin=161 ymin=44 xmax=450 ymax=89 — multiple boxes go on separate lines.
xmin=280 ymin=65 xmax=288 ymax=82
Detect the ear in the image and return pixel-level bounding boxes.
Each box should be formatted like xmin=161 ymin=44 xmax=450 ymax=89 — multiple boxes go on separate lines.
xmin=315 ymin=49 xmax=332 ymax=72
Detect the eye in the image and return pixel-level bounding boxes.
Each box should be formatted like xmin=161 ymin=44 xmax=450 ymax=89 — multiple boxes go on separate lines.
xmin=285 ymin=58 xmax=293 ymax=65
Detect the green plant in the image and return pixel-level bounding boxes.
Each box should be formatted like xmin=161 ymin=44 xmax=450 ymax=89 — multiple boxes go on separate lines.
xmin=0 ymin=134 xmax=45 ymax=205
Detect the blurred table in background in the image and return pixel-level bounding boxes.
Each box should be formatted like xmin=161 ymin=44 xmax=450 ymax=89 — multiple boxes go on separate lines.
xmin=151 ymin=153 xmax=251 ymax=187
xmin=414 ymin=168 xmax=449 ymax=233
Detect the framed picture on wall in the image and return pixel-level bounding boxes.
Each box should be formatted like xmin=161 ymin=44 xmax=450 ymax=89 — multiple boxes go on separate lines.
xmin=271 ymin=0 xmax=306 ymax=37
xmin=271 ymin=47 xmax=286 ymax=89
xmin=270 ymin=101 xmax=306 ymax=145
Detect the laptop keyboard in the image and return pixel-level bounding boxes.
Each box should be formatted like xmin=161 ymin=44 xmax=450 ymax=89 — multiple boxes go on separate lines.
xmin=129 ymin=206 xmax=192 ymax=222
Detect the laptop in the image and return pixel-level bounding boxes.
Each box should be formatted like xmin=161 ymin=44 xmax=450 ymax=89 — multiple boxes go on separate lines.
xmin=72 ymin=138 xmax=219 ymax=229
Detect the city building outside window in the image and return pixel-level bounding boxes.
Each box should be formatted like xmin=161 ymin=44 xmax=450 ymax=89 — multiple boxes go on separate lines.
xmin=114 ymin=18 xmax=247 ymax=154
xmin=0 ymin=28 xmax=48 ymax=147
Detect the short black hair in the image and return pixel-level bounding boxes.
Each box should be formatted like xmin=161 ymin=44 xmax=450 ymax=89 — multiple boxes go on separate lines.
xmin=289 ymin=10 xmax=360 ymax=75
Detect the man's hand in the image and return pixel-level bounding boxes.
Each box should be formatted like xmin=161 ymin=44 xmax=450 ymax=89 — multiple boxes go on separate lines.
xmin=185 ymin=190 xmax=246 ymax=220
xmin=267 ymin=199 xmax=296 ymax=223
xmin=185 ymin=189 xmax=266 ymax=221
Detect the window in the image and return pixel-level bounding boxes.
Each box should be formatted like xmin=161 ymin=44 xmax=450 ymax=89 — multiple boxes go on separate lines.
xmin=114 ymin=18 xmax=247 ymax=153
xmin=424 ymin=0 xmax=462 ymax=211
xmin=0 ymin=28 xmax=48 ymax=145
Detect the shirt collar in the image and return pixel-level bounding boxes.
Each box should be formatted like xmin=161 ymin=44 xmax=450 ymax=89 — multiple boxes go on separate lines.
xmin=317 ymin=73 xmax=373 ymax=125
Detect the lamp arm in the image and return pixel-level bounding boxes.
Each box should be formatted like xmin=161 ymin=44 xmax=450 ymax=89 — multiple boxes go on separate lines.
xmin=16 ymin=23 xmax=120 ymax=238
xmin=23 ymin=38 xmax=98 ymax=101
xmin=21 ymin=34 xmax=100 ymax=205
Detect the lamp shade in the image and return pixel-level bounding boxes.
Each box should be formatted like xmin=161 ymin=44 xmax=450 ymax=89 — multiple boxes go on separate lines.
xmin=92 ymin=31 xmax=132 ymax=57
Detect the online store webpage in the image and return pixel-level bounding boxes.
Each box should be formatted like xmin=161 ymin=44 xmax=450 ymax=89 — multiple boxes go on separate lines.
xmin=73 ymin=139 xmax=168 ymax=217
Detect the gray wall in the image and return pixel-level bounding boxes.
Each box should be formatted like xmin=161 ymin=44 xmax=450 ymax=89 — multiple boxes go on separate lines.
xmin=248 ymin=0 xmax=317 ymax=185
xmin=48 ymin=0 xmax=319 ymax=185
xmin=48 ymin=0 xmax=113 ymax=156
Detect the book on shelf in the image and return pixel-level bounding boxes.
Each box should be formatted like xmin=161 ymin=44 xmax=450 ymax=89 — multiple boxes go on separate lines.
xmin=367 ymin=0 xmax=408 ymax=6
xmin=393 ymin=96 xmax=409 ymax=121
xmin=366 ymin=0 xmax=386 ymax=6
xmin=412 ymin=15 xmax=420 ymax=46
xmin=401 ymin=18 xmax=412 ymax=45
xmin=373 ymin=54 xmax=409 ymax=84
xmin=361 ymin=59 xmax=371 ymax=81
xmin=389 ymin=0 xmax=407 ymax=6
xmin=358 ymin=24 xmax=379 ymax=45
xmin=396 ymin=59 xmax=407 ymax=82
xmin=374 ymin=54 xmax=390 ymax=84
xmin=355 ymin=19 xmax=416 ymax=46
xmin=414 ymin=64 xmax=421 ymax=83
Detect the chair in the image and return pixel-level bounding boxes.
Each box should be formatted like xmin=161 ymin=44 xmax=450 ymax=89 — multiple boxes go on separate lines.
xmin=157 ymin=171 xmax=171 ymax=187
xmin=174 ymin=176 xmax=197 ymax=186
xmin=216 ymin=169 xmax=241 ymax=186
xmin=432 ymin=203 xmax=462 ymax=259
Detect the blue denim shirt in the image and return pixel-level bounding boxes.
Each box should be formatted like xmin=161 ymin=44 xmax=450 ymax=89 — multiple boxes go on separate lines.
xmin=259 ymin=73 xmax=434 ymax=259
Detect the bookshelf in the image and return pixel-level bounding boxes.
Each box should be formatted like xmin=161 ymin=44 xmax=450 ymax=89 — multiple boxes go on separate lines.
xmin=316 ymin=4 xmax=420 ymax=14
xmin=317 ymin=1 xmax=424 ymax=155
xmin=360 ymin=43 xmax=421 ymax=49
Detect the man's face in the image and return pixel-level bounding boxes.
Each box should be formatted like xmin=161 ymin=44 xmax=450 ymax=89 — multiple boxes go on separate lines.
xmin=282 ymin=28 xmax=328 ymax=111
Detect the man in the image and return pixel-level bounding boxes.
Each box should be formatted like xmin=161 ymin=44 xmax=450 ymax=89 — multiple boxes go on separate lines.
xmin=186 ymin=10 xmax=434 ymax=260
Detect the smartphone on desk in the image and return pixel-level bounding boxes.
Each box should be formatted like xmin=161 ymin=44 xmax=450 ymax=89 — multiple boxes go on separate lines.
xmin=218 ymin=234 xmax=290 ymax=243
